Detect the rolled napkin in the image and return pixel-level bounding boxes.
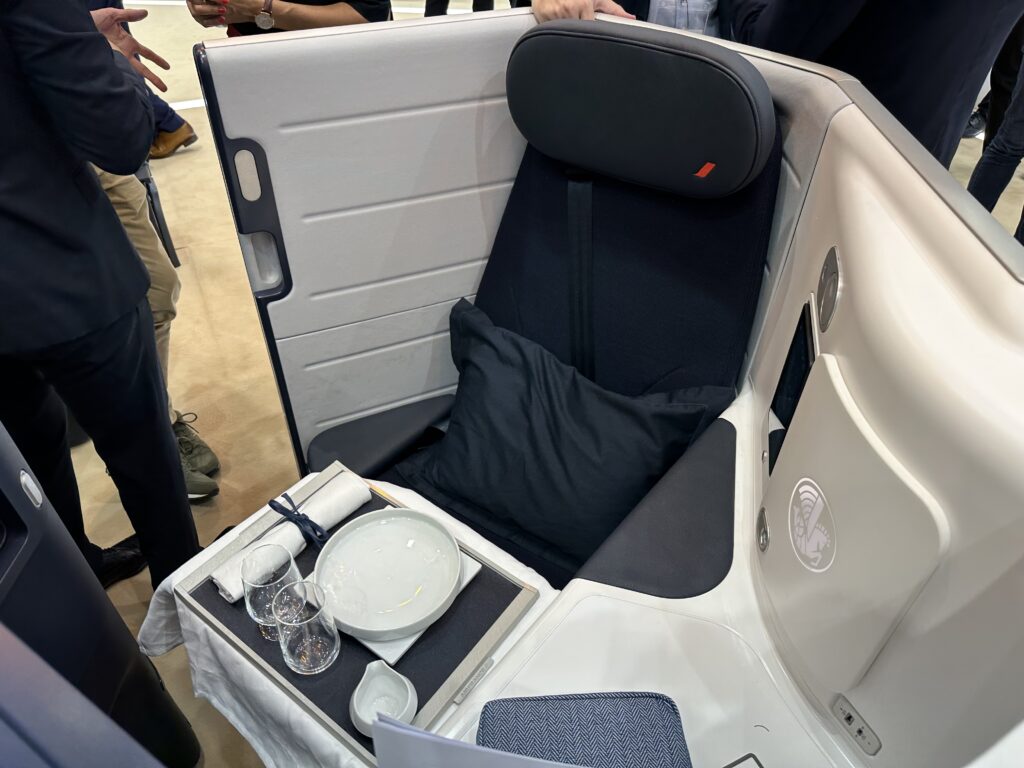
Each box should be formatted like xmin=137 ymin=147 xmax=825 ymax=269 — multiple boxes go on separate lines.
xmin=212 ymin=471 xmax=372 ymax=603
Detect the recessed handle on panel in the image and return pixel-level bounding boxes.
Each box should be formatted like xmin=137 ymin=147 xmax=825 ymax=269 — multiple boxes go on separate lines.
xmin=197 ymin=45 xmax=291 ymax=302
xmin=238 ymin=231 xmax=284 ymax=294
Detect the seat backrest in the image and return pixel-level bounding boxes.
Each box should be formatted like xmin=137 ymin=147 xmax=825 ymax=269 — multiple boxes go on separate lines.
xmin=476 ymin=21 xmax=781 ymax=397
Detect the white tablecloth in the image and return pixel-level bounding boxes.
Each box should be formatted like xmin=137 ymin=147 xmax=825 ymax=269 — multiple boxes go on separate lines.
xmin=138 ymin=477 xmax=557 ymax=768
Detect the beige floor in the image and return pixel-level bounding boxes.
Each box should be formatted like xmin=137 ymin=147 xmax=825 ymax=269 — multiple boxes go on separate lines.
xmin=69 ymin=6 xmax=1024 ymax=767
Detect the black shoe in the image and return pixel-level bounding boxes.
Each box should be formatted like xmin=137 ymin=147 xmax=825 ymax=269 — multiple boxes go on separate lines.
xmin=963 ymin=111 xmax=986 ymax=139
xmin=95 ymin=535 xmax=148 ymax=589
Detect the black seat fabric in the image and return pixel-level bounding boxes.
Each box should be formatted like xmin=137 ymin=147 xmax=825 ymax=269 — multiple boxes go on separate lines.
xmin=389 ymin=23 xmax=782 ymax=585
xmin=475 ymin=140 xmax=780 ymax=398
xmin=478 ymin=20 xmax=781 ymax=397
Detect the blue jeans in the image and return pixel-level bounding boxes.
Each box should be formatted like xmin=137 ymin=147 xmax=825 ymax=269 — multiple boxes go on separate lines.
xmin=967 ymin=51 xmax=1024 ymax=243
xmin=152 ymin=93 xmax=185 ymax=134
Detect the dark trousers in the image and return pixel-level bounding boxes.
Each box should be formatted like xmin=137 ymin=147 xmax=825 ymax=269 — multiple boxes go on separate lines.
xmin=986 ymin=15 xmax=1024 ymax=150
xmin=968 ymin=29 xmax=1024 ymax=244
xmin=424 ymin=0 xmax=494 ymax=16
xmin=0 ymin=302 xmax=199 ymax=587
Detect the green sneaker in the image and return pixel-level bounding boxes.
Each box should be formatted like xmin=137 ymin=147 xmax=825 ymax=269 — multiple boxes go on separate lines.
xmin=181 ymin=450 xmax=219 ymax=503
xmin=173 ymin=412 xmax=220 ymax=477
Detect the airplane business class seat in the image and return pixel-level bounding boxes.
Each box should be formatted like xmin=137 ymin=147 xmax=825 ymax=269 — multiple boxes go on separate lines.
xmin=196 ymin=11 xmax=1024 ymax=766
xmin=311 ymin=22 xmax=781 ymax=585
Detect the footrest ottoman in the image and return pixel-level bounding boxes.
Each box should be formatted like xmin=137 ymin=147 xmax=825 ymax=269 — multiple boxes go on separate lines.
xmin=477 ymin=692 xmax=692 ymax=768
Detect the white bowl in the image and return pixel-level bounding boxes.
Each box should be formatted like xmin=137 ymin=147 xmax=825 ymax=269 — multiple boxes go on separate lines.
xmin=313 ymin=508 xmax=462 ymax=641
xmin=350 ymin=660 xmax=417 ymax=738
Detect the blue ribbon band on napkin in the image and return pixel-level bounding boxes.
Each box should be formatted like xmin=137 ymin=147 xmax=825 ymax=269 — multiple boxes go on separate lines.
xmin=267 ymin=492 xmax=330 ymax=550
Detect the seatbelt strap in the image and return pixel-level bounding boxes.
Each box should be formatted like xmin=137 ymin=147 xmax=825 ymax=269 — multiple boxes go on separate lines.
xmin=567 ymin=175 xmax=595 ymax=380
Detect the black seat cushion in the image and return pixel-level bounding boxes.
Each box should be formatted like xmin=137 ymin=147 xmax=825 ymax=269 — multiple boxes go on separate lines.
xmin=305 ymin=395 xmax=453 ymax=476
xmin=395 ymin=300 xmax=732 ymax=565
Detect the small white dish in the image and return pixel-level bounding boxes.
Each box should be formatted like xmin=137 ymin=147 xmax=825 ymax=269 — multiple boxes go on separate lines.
xmin=350 ymin=660 xmax=417 ymax=738
xmin=314 ymin=508 xmax=461 ymax=641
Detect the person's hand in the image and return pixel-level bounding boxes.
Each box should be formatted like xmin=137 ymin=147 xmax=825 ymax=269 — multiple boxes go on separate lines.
xmin=91 ymin=8 xmax=171 ymax=91
xmin=224 ymin=8 xmax=253 ymax=24
xmin=532 ymin=0 xmax=634 ymax=22
xmin=186 ymin=0 xmax=230 ymax=28
xmin=222 ymin=0 xmax=266 ymax=16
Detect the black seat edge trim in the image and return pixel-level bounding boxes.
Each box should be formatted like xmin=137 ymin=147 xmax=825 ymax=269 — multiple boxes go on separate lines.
xmin=577 ymin=419 xmax=736 ymax=598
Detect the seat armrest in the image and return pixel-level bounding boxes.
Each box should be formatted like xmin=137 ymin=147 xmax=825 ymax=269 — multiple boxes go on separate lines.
xmin=577 ymin=419 xmax=736 ymax=598
xmin=306 ymin=395 xmax=454 ymax=477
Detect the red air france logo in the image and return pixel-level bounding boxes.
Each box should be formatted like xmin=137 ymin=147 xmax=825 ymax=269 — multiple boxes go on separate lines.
xmin=694 ymin=162 xmax=717 ymax=178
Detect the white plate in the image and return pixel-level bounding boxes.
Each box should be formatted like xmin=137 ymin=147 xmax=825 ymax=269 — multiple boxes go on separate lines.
xmin=360 ymin=553 xmax=482 ymax=665
xmin=314 ymin=508 xmax=462 ymax=641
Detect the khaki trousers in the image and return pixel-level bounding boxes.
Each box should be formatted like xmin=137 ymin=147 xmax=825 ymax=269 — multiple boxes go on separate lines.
xmin=94 ymin=168 xmax=180 ymax=424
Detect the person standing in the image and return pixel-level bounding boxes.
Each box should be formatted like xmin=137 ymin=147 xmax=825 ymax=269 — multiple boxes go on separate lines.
xmin=645 ymin=0 xmax=719 ymax=35
xmin=94 ymin=169 xmax=222 ymax=503
xmin=86 ymin=0 xmax=199 ymax=159
xmin=83 ymin=3 xmax=220 ymax=500
xmin=977 ymin=16 xmax=1024 ymax=150
xmin=0 ymin=0 xmax=200 ymax=587
xmin=726 ymin=0 xmax=1024 ymax=168
xmin=967 ymin=38 xmax=1024 ymax=244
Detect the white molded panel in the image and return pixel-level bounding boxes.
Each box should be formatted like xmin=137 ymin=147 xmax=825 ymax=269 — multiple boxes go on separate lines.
xmin=759 ymin=355 xmax=947 ymax=692
xmin=463 ymin=594 xmax=830 ymax=768
xmin=203 ymin=13 xmax=535 ymax=451
xmin=205 ymin=14 xmax=533 ymax=339
xmin=276 ymin=300 xmax=464 ymax=445
xmin=747 ymin=103 xmax=1024 ymax=767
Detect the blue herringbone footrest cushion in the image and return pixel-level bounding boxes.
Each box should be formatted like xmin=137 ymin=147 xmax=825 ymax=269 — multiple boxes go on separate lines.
xmin=476 ymin=692 xmax=692 ymax=768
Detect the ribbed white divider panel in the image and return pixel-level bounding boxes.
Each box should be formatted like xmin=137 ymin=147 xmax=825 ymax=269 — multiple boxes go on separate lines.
xmin=203 ymin=12 xmax=535 ymax=454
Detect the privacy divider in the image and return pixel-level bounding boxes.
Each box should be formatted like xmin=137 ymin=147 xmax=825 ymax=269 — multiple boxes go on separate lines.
xmin=196 ymin=13 xmax=535 ymax=469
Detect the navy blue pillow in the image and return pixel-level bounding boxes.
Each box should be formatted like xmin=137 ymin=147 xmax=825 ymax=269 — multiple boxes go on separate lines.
xmin=397 ymin=300 xmax=732 ymax=565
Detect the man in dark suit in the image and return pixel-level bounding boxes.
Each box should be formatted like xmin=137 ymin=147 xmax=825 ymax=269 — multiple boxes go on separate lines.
xmin=532 ymin=0 xmax=1024 ymax=168
xmin=0 ymin=0 xmax=200 ymax=587
xmin=982 ymin=16 xmax=1024 ymax=150
xmin=729 ymin=0 xmax=1024 ymax=167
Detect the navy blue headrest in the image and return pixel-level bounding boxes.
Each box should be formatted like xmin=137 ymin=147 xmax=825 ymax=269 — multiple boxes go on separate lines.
xmin=506 ymin=21 xmax=777 ymax=199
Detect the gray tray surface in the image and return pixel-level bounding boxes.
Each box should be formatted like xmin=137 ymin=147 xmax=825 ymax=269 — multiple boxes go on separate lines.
xmin=190 ymin=495 xmax=520 ymax=753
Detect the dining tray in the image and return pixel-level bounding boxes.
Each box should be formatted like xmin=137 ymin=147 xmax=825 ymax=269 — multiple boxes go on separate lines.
xmin=174 ymin=464 xmax=540 ymax=765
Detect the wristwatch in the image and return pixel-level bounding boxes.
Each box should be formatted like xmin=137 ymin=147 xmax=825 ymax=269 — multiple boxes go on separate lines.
xmin=255 ymin=0 xmax=275 ymax=30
